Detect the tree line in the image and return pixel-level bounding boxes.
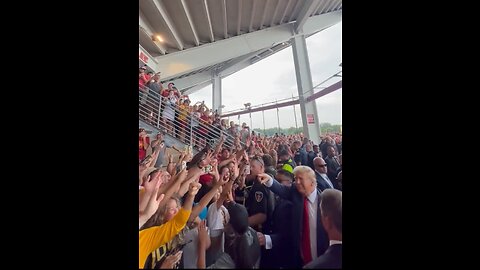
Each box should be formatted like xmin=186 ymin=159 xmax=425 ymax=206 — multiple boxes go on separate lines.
xmin=253 ymin=123 xmax=341 ymax=136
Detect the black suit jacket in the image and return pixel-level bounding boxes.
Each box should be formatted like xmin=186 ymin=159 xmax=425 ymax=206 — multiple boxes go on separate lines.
xmin=260 ymin=197 xmax=295 ymax=268
xmin=267 ymin=178 xmax=329 ymax=267
xmin=325 ymin=156 xmax=341 ymax=189
xmin=315 ymin=171 xmax=333 ymax=192
xmin=304 ymin=244 xmax=342 ymax=269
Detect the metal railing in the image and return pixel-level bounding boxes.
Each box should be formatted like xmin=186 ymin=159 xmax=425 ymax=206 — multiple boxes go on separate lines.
xmin=139 ymin=86 xmax=244 ymax=150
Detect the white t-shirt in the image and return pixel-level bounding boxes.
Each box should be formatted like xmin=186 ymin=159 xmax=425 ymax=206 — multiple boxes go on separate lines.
xmin=207 ymin=204 xmax=229 ymax=232
xmin=207 ymin=203 xmax=229 ymax=256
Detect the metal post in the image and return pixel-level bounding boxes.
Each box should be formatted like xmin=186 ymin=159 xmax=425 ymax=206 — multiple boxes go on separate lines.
xmin=276 ymin=100 xmax=280 ymax=133
xmin=157 ymin=95 xmax=161 ymax=128
xmin=189 ymin=115 xmax=193 ymax=146
xmin=249 ymin=112 xmax=252 ymax=130
xmin=292 ymin=94 xmax=298 ymax=129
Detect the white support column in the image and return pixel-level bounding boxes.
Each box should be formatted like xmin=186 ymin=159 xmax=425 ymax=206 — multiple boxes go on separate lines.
xmin=212 ymin=72 xmax=222 ymax=114
xmin=291 ymin=33 xmax=321 ymax=144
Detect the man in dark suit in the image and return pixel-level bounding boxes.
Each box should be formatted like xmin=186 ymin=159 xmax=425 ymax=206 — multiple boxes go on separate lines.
xmin=257 ymin=166 xmax=329 ymax=268
xmin=313 ymin=157 xmax=335 ymax=192
xmin=304 ymin=189 xmax=342 ymax=269
xmin=324 ymin=146 xmax=341 ymax=189
xmin=305 ymin=144 xmax=318 ymax=170
xmin=256 ymin=169 xmax=295 ymax=268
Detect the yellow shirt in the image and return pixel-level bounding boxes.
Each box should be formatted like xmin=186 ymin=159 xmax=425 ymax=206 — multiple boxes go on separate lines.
xmin=178 ymin=104 xmax=189 ymax=121
xmin=139 ymin=208 xmax=191 ymax=268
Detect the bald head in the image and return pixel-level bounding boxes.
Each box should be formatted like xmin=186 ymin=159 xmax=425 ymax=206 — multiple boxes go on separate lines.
xmin=313 ymin=157 xmax=328 ymax=174
xmin=320 ymin=189 xmax=342 ymax=234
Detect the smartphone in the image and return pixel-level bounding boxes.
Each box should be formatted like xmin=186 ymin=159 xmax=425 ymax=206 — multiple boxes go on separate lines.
xmin=170 ymin=240 xmax=192 ymax=255
xmin=159 ymin=240 xmax=193 ymax=265
xmin=203 ymin=165 xmax=212 ymax=173
xmin=244 ymin=164 xmax=250 ymax=175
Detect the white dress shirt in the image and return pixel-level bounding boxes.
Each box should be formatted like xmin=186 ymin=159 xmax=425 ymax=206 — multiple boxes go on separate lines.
xmin=305 ymin=189 xmax=318 ymax=260
xmin=329 ymin=240 xmax=342 ymax=246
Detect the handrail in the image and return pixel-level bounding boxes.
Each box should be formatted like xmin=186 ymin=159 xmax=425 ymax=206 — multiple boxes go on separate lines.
xmin=139 ymin=86 xmax=245 ymax=150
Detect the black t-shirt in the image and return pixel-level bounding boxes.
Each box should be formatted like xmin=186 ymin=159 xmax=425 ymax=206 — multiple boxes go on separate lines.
xmin=245 ymin=181 xmax=267 ymax=215
xmin=245 ymin=181 xmax=274 ymax=233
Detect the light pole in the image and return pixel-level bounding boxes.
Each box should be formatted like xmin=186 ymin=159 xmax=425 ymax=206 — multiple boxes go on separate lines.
xmin=244 ymin=103 xmax=252 ymax=129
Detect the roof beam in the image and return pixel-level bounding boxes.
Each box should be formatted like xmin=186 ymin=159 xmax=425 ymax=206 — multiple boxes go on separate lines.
xmin=165 ymin=70 xmax=213 ymax=92
xmin=221 ymin=0 xmax=228 ymax=39
xmin=251 ymin=43 xmax=290 ymax=65
xmin=182 ymin=80 xmax=213 ymax=95
xmin=313 ymin=0 xmax=326 ymax=15
xmin=288 ymin=0 xmax=302 ymax=22
xmin=180 ymin=0 xmax=200 ymax=46
xmin=218 ymin=50 xmax=264 ymax=77
xmin=155 ymin=11 xmax=342 ymax=80
xmin=259 ymin=0 xmax=269 ymax=29
xmin=201 ymin=0 xmax=214 ymax=42
xmin=324 ymin=0 xmax=339 ymax=13
xmin=249 ymin=0 xmax=257 ymax=32
xmin=306 ymin=80 xmax=342 ymax=102
xmin=237 ymin=0 xmax=242 ymax=35
xmin=295 ymin=0 xmax=321 ymax=33
xmin=319 ymin=0 xmax=334 ymax=14
xmin=221 ymin=80 xmax=342 ymax=118
xmin=139 ymin=11 xmax=166 ymax=54
xmin=280 ymin=0 xmax=293 ymax=24
xmin=332 ymin=1 xmax=342 ymax=11
xmin=149 ymin=0 xmax=184 ymax=50
xmin=269 ymin=0 xmax=281 ymax=27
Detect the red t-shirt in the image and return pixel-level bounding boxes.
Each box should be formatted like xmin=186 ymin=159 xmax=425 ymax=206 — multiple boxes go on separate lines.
xmin=139 ymin=136 xmax=150 ymax=161
xmin=139 ymin=74 xmax=148 ymax=89
xmin=161 ymin=89 xmax=170 ymax=98
xmin=199 ymin=174 xmax=213 ymax=185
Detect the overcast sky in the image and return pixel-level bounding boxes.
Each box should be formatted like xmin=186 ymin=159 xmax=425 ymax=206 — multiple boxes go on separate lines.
xmin=188 ymin=22 xmax=342 ymax=130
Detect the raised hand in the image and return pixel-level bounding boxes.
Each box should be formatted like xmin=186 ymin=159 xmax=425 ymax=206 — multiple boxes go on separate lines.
xmin=139 ymin=172 xmax=166 ymax=227
xmin=188 ymin=182 xmax=202 ymax=196
xmin=197 ymin=220 xmax=210 ymax=249
xmin=211 ymin=159 xmax=220 ymax=180
xmin=256 ymin=173 xmax=271 ymax=185
xmin=174 ymin=168 xmax=188 ymax=183
xmin=159 ymin=250 xmax=183 ymax=269
xmin=198 ymin=150 xmax=214 ymax=168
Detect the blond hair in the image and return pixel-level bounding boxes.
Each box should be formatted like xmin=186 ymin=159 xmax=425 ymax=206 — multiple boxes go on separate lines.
xmin=293 ymin=165 xmax=316 ymax=184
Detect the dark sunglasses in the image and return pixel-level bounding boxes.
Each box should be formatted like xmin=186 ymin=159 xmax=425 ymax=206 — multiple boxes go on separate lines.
xmin=318 ymin=164 xmax=327 ymax=167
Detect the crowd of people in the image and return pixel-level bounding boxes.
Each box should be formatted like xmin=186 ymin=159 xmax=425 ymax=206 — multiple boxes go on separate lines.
xmin=139 ymin=115 xmax=343 ymax=269
xmin=140 ymin=66 xmax=233 ymax=150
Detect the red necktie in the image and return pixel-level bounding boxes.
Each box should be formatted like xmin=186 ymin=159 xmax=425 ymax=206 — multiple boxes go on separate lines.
xmin=302 ymin=197 xmax=312 ymax=265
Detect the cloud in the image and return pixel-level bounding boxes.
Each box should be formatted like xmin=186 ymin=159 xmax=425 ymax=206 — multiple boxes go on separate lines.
xmin=188 ymin=22 xmax=342 ymax=127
